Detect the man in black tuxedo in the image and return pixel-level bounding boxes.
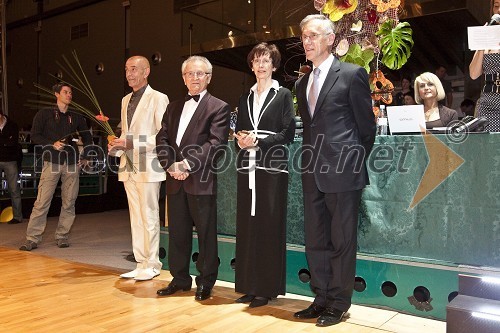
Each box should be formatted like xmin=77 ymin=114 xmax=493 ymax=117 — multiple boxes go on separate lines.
xmin=155 ymin=56 xmax=231 ymax=301
xmin=293 ymin=15 xmax=376 ymax=327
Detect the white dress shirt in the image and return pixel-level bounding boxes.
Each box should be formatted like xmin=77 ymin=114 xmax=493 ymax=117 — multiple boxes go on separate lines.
xmin=307 ymin=54 xmax=334 ymax=102
xmin=176 ymin=90 xmax=207 ymax=146
xmin=250 ymin=79 xmax=280 ymax=131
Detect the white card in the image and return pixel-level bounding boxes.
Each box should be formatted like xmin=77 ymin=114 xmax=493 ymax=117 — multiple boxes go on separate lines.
xmin=467 ymin=25 xmax=500 ymax=50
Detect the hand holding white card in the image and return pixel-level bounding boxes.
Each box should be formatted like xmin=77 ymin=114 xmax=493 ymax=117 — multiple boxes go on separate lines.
xmin=467 ymin=25 xmax=500 ymax=50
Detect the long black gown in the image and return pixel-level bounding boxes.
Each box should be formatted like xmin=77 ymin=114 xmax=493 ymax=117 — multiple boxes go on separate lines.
xmin=234 ymin=82 xmax=295 ymax=298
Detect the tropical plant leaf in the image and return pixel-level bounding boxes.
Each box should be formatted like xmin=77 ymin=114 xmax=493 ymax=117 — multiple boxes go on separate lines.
xmin=361 ymin=48 xmax=375 ymax=64
xmin=340 ymin=44 xmax=374 ymax=73
xmin=376 ymin=20 xmax=414 ymax=70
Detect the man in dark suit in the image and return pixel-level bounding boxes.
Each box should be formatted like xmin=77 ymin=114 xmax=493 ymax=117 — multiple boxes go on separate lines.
xmin=293 ymin=15 xmax=376 ymax=327
xmin=155 ymin=56 xmax=231 ymax=301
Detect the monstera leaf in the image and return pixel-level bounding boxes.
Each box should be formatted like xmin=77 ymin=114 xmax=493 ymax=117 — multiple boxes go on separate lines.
xmin=340 ymin=43 xmax=374 ymax=73
xmin=376 ymin=20 xmax=413 ymax=70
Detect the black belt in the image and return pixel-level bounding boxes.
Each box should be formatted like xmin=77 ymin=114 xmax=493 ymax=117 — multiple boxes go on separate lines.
xmin=483 ymin=73 xmax=500 ymax=93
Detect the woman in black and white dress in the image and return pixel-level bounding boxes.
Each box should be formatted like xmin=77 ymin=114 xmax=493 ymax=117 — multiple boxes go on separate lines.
xmin=233 ymin=43 xmax=295 ymax=308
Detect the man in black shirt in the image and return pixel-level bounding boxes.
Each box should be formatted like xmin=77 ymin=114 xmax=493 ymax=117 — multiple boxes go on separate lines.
xmin=0 ymin=110 xmax=23 ymax=224
xmin=20 ymin=83 xmax=92 ymax=251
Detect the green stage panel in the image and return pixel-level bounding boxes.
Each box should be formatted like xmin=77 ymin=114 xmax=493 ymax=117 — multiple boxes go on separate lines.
xmin=158 ymin=134 xmax=500 ymax=321
xmin=353 ymin=255 xmax=460 ymax=320
xmin=159 ymin=230 xmax=486 ymax=321
xmin=217 ymin=135 xmax=500 ymax=268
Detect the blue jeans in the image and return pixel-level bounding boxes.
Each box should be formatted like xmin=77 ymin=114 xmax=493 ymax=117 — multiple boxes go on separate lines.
xmin=0 ymin=161 xmax=23 ymax=221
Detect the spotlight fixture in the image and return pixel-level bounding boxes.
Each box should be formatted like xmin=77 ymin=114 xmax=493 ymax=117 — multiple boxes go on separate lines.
xmin=151 ymin=52 xmax=162 ymax=65
xmin=95 ymin=62 xmax=104 ymax=74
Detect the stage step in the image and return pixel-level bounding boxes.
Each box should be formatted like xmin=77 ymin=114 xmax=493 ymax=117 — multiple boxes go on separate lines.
xmin=447 ymin=294 xmax=500 ymax=333
xmin=447 ymin=274 xmax=500 ymax=332
xmin=458 ymin=274 xmax=500 ymax=301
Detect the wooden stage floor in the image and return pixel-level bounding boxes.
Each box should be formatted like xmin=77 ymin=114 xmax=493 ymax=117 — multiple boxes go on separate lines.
xmin=0 ymin=247 xmax=446 ymax=332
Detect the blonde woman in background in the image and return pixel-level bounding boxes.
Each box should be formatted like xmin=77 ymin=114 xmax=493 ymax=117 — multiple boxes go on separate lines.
xmin=414 ymin=72 xmax=458 ymax=128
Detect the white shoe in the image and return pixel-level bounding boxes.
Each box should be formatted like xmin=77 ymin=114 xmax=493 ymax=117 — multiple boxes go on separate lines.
xmin=134 ymin=268 xmax=160 ymax=281
xmin=120 ymin=268 xmax=142 ymax=279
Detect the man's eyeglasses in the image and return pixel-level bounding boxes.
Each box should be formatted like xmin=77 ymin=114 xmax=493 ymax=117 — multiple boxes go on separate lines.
xmin=252 ymin=58 xmax=272 ymax=65
xmin=184 ymin=71 xmax=211 ymax=79
xmin=300 ymin=32 xmax=331 ymax=43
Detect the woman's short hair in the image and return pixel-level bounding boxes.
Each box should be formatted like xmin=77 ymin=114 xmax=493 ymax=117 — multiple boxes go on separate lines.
xmin=247 ymin=42 xmax=281 ymax=69
xmin=414 ymin=72 xmax=446 ymax=104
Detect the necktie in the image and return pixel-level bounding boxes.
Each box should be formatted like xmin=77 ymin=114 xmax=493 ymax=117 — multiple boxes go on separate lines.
xmin=127 ymin=94 xmax=136 ymax=127
xmin=308 ymin=68 xmax=320 ymax=116
xmin=185 ymin=94 xmax=200 ymax=102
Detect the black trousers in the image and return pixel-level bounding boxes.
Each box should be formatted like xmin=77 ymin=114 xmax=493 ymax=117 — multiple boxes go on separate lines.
xmin=303 ymin=186 xmax=362 ymax=312
xmin=167 ymin=186 xmax=218 ymax=288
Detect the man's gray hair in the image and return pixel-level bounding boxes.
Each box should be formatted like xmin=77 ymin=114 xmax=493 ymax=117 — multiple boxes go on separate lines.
xmin=181 ymin=56 xmax=213 ymax=74
xmin=300 ymin=14 xmax=335 ymax=34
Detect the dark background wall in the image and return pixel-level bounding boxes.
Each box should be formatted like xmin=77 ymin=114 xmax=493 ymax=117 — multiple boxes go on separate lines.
xmin=4 ymin=0 xmax=495 ymax=128
xmin=6 ymin=0 xmax=254 ymax=129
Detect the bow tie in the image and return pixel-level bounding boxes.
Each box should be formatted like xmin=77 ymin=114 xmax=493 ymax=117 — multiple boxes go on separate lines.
xmin=185 ymin=94 xmax=200 ymax=102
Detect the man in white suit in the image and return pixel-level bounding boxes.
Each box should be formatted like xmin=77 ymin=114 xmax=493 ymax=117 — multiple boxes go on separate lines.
xmin=109 ymin=55 xmax=169 ymax=281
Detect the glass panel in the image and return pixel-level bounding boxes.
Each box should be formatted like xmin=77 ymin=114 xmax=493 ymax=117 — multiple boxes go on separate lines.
xmin=180 ymin=0 xmax=315 ymax=46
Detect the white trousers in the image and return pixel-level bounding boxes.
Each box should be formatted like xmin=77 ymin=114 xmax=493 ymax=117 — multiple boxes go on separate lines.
xmin=123 ymin=178 xmax=162 ymax=270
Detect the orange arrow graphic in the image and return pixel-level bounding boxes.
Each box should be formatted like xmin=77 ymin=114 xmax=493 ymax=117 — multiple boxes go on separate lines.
xmin=409 ymin=132 xmax=465 ymax=210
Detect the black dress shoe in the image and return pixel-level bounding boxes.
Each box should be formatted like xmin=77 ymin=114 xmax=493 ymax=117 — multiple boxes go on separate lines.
xmin=195 ymin=285 xmax=212 ymax=301
xmin=316 ymin=308 xmax=345 ymax=327
xmin=249 ymin=297 xmax=269 ymax=308
xmin=235 ymin=294 xmax=255 ymax=303
xmin=294 ymin=303 xmax=326 ymax=319
xmin=157 ymin=283 xmax=191 ymax=296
